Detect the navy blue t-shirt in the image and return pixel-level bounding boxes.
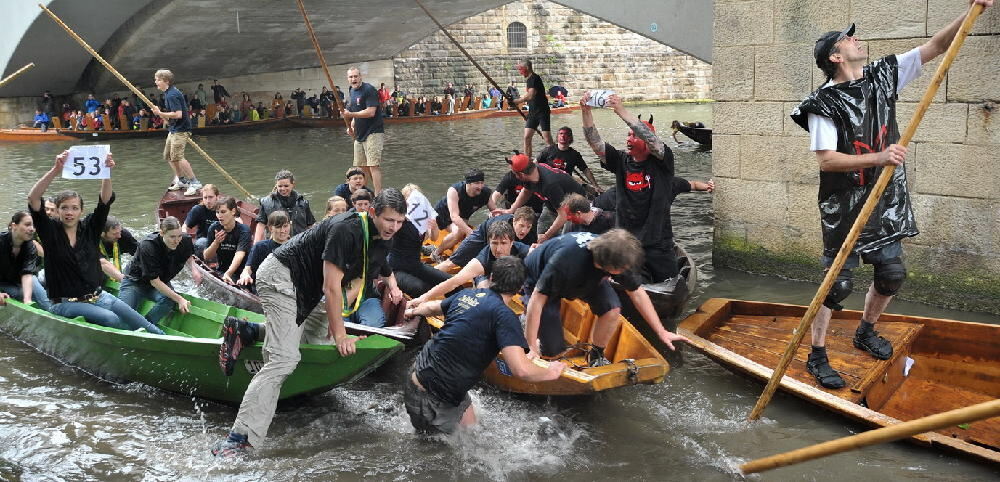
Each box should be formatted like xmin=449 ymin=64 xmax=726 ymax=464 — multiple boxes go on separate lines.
xmin=347 ymin=82 xmax=384 ymax=142
xmin=475 ymin=241 xmax=529 ymax=278
xmin=333 ymin=182 xmax=371 ymax=199
xmin=523 ymin=232 xmax=639 ymax=300
xmin=413 ymin=288 xmax=529 ymax=406
xmin=246 ymin=239 xmax=280 ymax=277
xmin=164 ymin=86 xmax=191 ymax=133
xmin=184 ymin=204 xmax=218 ymax=239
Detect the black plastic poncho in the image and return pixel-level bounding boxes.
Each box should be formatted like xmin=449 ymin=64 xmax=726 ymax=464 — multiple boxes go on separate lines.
xmin=790 ymin=55 xmax=918 ymax=258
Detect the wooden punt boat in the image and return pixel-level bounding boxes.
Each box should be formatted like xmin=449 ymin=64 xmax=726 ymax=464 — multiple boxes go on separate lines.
xmin=60 ymin=117 xmax=291 ymax=140
xmin=0 ymin=291 xmax=402 ymax=404
xmin=426 ymin=296 xmax=669 ymax=395
xmin=157 ymin=190 xmax=420 ymax=342
xmin=486 ymin=104 xmax=581 ymax=118
xmin=612 ymin=243 xmax=697 ymax=331
xmin=0 ymin=127 xmax=75 ymax=142
xmin=286 ymin=107 xmax=495 ymax=128
xmin=677 ymin=298 xmax=1000 ymax=464
xmin=675 ymin=124 xmax=712 ymax=146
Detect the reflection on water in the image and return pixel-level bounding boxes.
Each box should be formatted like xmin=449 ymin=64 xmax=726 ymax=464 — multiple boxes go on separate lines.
xmin=1 ymin=104 xmax=997 ymax=480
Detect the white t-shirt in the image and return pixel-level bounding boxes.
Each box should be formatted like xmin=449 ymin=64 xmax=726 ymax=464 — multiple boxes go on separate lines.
xmin=808 ymin=48 xmax=922 ymax=152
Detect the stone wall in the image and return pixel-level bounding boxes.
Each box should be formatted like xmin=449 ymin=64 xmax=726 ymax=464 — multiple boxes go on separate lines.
xmin=393 ymin=0 xmax=711 ymax=101
xmin=712 ymin=0 xmax=1000 ymax=313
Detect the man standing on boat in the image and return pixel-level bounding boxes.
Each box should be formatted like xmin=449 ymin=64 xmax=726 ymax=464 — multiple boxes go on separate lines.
xmin=151 ymin=69 xmax=202 ymax=197
xmin=212 ymin=189 xmax=407 ymax=457
xmin=403 ymin=256 xmax=565 ymax=434
xmin=512 ymin=60 xmax=553 ymax=159
xmin=341 ymin=67 xmax=385 ymax=194
xmin=789 ymin=0 xmax=993 ymax=389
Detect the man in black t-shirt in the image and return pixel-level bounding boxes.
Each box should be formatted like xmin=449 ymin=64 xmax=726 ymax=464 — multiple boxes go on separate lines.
xmin=522 ymin=230 xmax=689 ymax=365
xmin=559 ymin=193 xmax=616 ymax=235
xmin=512 ymin=60 xmax=553 ymax=159
xmin=536 ymin=127 xmax=602 ymax=192
xmin=213 ymin=189 xmax=407 ymax=457
xmin=497 ymin=153 xmax=585 ymax=243
xmin=403 ymin=257 xmax=564 ymax=433
xmin=491 ymin=169 xmax=544 ymax=214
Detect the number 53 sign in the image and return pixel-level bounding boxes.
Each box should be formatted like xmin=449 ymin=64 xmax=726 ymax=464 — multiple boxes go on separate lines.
xmin=62 ymin=145 xmax=111 ymax=180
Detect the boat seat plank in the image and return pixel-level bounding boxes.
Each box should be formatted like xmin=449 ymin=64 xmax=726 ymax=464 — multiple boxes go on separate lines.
xmin=880 ymin=376 xmax=1000 ymax=450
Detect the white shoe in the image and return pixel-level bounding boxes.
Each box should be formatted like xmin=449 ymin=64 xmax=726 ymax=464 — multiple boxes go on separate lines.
xmin=168 ymin=177 xmax=189 ymax=191
xmin=184 ymin=185 xmax=201 ymax=196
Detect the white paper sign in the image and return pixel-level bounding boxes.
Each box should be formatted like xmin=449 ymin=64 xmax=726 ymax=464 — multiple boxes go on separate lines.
xmin=406 ymin=191 xmax=437 ymax=235
xmin=586 ymin=90 xmax=615 ymax=108
xmin=63 ymin=145 xmax=111 ymax=180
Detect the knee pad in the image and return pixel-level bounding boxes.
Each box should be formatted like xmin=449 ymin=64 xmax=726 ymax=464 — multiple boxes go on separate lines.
xmin=823 ymin=269 xmax=853 ymax=311
xmin=874 ymin=257 xmax=906 ymax=296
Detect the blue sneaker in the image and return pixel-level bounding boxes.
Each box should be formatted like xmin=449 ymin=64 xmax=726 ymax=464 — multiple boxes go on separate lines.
xmin=211 ymin=432 xmax=251 ymax=457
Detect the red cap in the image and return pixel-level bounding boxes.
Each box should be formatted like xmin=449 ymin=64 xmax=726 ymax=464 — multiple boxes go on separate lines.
xmin=508 ymin=153 xmax=532 ymax=173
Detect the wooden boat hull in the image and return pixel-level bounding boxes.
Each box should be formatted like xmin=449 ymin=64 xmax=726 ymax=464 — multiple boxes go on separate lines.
xmin=678 ymin=298 xmax=1000 ymax=464
xmin=0 ymin=294 xmax=402 ymax=405
xmin=427 ymin=296 xmax=669 ymax=396
xmin=485 ymin=104 xmax=581 ymax=118
xmin=613 ymin=244 xmax=697 ymax=331
xmin=0 ymin=128 xmax=75 ymax=142
xmin=60 ymin=117 xmax=290 ymax=140
xmin=676 ymin=125 xmax=712 ymax=146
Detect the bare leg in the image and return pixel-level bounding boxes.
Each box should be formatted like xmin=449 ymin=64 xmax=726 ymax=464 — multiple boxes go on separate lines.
xmin=590 ymin=307 xmax=622 ymax=348
xmin=168 ymin=160 xmax=182 ymax=178
xmin=862 ymin=284 xmax=893 ymax=324
xmin=523 ymin=128 xmax=535 ymax=159
xmin=178 ymin=159 xmax=196 ymax=179
xmin=811 ymin=306 xmax=833 ymax=347
xmin=435 ymin=229 xmax=463 ymax=255
xmin=368 ymin=166 xmax=383 ymax=194
xmin=459 ymin=404 xmax=477 ymax=427
xmin=540 ymin=130 xmax=554 ymax=146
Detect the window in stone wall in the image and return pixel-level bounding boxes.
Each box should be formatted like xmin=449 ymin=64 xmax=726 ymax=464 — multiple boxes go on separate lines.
xmin=507 ymin=22 xmax=527 ymax=49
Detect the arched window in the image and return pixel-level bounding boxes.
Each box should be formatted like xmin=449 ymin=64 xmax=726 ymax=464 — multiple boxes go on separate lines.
xmin=507 ymin=22 xmax=527 ymax=49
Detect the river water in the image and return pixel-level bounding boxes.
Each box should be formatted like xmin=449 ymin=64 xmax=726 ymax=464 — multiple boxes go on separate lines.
xmin=0 ymin=104 xmax=997 ymax=481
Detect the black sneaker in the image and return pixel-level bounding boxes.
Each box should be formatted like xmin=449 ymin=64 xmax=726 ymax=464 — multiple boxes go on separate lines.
xmin=211 ymin=433 xmax=251 ymax=457
xmin=854 ymin=327 xmax=893 ymax=360
xmin=219 ymin=316 xmax=245 ymax=376
xmin=587 ymin=347 xmax=612 ymax=368
xmin=806 ymin=354 xmax=846 ymax=389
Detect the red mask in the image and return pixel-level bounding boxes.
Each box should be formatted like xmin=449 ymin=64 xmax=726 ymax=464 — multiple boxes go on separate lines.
xmin=625 ymin=171 xmax=651 ymax=192
xmin=626 ymin=131 xmax=650 ymax=158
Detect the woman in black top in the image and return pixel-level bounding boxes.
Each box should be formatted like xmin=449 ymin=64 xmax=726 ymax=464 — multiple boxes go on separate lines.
xmin=27 ymin=150 xmax=164 ymax=334
xmin=119 ymin=216 xmax=197 ymax=326
xmin=388 ymin=184 xmax=451 ymax=297
xmin=0 ymin=211 xmax=52 ymax=310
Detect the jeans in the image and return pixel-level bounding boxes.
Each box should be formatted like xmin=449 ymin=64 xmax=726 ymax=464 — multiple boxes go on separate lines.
xmin=0 ymin=276 xmax=53 ymax=311
xmin=118 ymin=278 xmax=176 ymax=325
xmin=50 ymin=291 xmax=165 ymax=335
xmin=345 ymin=297 xmax=385 ymax=328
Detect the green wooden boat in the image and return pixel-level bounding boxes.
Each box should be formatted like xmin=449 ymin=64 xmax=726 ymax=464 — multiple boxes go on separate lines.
xmin=0 ymin=291 xmax=403 ymax=404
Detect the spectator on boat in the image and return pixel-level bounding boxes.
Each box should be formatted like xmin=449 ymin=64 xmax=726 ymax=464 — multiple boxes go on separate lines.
xmin=203 ymin=196 xmax=251 ymax=285
xmin=121 ymin=100 xmax=136 ymax=122
xmin=341 ymin=66 xmax=385 ymax=193
xmin=61 ymin=104 xmax=73 ymax=123
xmin=431 ymin=97 xmax=443 ymax=115
xmin=325 ymin=196 xmax=349 ymax=218
xmin=560 ymin=193 xmax=616 ymax=235
xmin=0 ymin=211 xmax=52 ymax=311
xmin=463 ymin=84 xmax=474 ymax=99
xmin=254 ymin=170 xmax=315 ymax=243
xmin=536 ymin=126 xmax=603 ymax=193
xmin=283 ymin=100 xmax=294 ymax=117
xmin=33 ymin=110 xmax=51 ymax=132
xmin=210 ymin=80 xmax=230 ymax=104
xmin=496 ymin=154 xmax=585 ymax=242
xmin=443 ymin=82 xmax=456 ymax=99
xmin=489 ymin=85 xmax=502 ymax=104
xmin=290 ymin=88 xmax=305 ymax=115
xmin=350 ymin=189 xmax=372 ymax=213
xmin=212 ymin=189 xmax=407 ymax=457
xmin=580 ymin=93 xmax=687 ymax=285
xmin=193 ymin=84 xmax=208 ymax=111
xmin=249 ymin=105 xmax=261 ymax=121
xmin=238 ymin=210 xmax=290 ymax=292
xmin=445 ymin=94 xmax=455 ymax=115
xmin=272 ymin=93 xmax=284 ymax=118
xmin=28 ymin=150 xmax=164 ymax=334
xmin=98 ymin=216 xmax=138 ymax=283
xmin=553 ymin=90 xmax=566 ymax=108
xmin=70 ymin=110 xmax=84 ymax=130
xmin=119 ymin=216 xmax=197 ymax=327
xmin=480 ymin=96 xmax=492 ymax=109
xmin=152 ymin=69 xmax=203 ymax=197
xmin=378 ymin=82 xmax=391 ymax=107
xmin=38 ymin=90 xmax=54 ymax=116
xmin=388 ymin=184 xmax=450 ymax=298
xmin=512 ymin=60 xmax=554 ymax=160
xmin=403 ymin=256 xmax=565 ymax=434
xmin=505 ymin=82 xmax=519 ymax=109
xmin=415 ymin=97 xmax=426 ymax=115
xmin=332 ymin=167 xmax=370 ymax=200
xmin=183 ymin=183 xmax=220 ymax=258
xmin=429 ymin=169 xmax=497 ymax=261
xmin=84 ymin=94 xmax=101 ymax=114
xmin=435 ymin=206 xmax=536 ymax=273
xmin=522 ymin=230 xmax=689 ymax=364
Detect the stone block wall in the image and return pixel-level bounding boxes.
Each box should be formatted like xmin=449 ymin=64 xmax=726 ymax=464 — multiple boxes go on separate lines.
xmin=712 ymin=0 xmax=1000 ymax=313
xmin=393 ymin=0 xmax=712 ymax=101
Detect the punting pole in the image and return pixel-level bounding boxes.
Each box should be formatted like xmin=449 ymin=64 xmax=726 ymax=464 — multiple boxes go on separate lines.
xmin=0 ymin=63 xmax=35 ymax=89
xmin=747 ymin=2 xmax=986 ymax=421
xmin=294 ymin=0 xmax=352 ymax=136
xmin=38 ymin=3 xmax=255 ymax=200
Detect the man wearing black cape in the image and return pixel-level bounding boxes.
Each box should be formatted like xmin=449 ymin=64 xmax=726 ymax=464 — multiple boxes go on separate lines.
xmin=789 ymin=0 xmax=992 ymax=389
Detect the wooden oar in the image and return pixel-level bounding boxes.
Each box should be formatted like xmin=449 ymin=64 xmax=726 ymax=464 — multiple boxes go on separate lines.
xmin=742 ymin=399 xmax=1000 ymax=474
xmin=38 ymin=3 xmax=255 ymax=201
xmin=294 ymin=0 xmax=351 ymax=135
xmin=747 ymin=2 xmax=986 ymax=421
xmin=0 ymin=63 xmax=34 ymax=89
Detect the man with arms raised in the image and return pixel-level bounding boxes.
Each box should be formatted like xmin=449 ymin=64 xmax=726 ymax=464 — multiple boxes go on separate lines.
xmin=788 ymin=0 xmax=993 ymax=389
xmin=403 ymin=256 xmax=565 ymax=433
xmin=212 ymin=189 xmax=407 ymax=456
xmin=340 ymin=67 xmax=385 ymax=193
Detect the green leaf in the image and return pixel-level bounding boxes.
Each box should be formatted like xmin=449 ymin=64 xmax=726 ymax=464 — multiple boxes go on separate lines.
xmin=957 ymin=423 xmax=970 ymax=430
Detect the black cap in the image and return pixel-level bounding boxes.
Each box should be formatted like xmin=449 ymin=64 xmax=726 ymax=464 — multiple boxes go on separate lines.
xmin=815 ymin=23 xmax=856 ymax=72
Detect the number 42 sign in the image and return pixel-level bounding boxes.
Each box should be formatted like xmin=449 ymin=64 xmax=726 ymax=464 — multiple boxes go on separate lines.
xmin=63 ymin=145 xmax=111 ymax=180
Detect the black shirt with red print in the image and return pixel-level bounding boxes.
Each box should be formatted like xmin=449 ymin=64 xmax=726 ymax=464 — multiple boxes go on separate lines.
xmin=601 ymin=142 xmax=685 ymax=247
xmin=536 ymin=144 xmax=589 ymax=178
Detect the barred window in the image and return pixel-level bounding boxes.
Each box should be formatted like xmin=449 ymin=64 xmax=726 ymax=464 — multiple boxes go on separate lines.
xmin=507 ymin=22 xmax=527 ymax=49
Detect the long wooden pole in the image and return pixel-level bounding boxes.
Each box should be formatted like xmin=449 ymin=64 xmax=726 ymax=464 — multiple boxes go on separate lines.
xmin=38 ymin=4 xmax=254 ymax=200
xmin=294 ymin=0 xmax=351 ymax=133
xmin=742 ymin=399 xmax=1000 ymax=474
xmin=0 ymin=63 xmax=35 ymax=89
xmin=747 ymin=3 xmax=985 ymax=421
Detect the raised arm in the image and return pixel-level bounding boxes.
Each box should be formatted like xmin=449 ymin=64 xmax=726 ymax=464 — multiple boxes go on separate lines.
xmin=608 ymin=95 xmax=666 ymax=160
xmin=29 ymin=151 xmax=68 ymax=212
xmin=579 ymin=94 xmax=606 ymax=162
xmin=100 ymin=152 xmax=114 ymax=205
xmin=920 ymin=1 xmax=993 ymax=63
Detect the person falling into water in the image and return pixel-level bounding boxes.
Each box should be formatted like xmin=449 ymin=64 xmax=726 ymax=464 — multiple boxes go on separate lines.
xmin=788 ymin=0 xmax=994 ymax=389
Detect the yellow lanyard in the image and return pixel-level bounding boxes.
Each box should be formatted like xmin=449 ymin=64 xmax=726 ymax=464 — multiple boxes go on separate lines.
xmin=341 ymin=212 xmax=369 ymax=317
xmin=98 ymin=240 xmax=121 ymax=271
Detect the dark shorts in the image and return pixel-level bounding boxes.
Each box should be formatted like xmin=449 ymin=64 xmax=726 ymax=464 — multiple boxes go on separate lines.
xmin=525 ymin=108 xmax=551 ymax=132
xmin=404 ymin=372 xmax=472 ymax=434
xmin=526 ymin=279 xmax=621 ymax=357
xmin=822 ymin=240 xmax=903 ymax=270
